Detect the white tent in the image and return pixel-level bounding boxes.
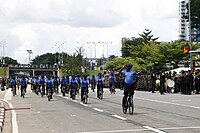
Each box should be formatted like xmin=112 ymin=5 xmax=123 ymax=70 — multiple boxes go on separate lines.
xmin=169 ymin=67 xmax=191 ymax=73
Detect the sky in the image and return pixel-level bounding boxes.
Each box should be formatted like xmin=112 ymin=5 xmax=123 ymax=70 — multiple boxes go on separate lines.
xmin=0 ymin=0 xmax=182 ymax=64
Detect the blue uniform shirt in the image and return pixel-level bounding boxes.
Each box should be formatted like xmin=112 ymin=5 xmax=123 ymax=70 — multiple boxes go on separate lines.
xmin=109 ymin=75 xmax=115 ymax=83
xmin=81 ymin=79 xmax=89 ymax=88
xmin=122 ymin=70 xmax=137 ymax=85
xmin=96 ymin=77 xmax=104 ymax=85
xmin=21 ymin=79 xmax=27 ymax=86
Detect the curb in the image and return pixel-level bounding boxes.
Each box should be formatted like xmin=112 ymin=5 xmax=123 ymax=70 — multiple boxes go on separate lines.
xmin=0 ymin=107 xmax=5 ymax=133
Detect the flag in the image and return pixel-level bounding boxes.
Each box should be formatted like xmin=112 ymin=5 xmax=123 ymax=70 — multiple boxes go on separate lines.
xmin=184 ymin=45 xmax=190 ymax=53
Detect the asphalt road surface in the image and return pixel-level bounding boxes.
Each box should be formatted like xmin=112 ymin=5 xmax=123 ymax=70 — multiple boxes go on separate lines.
xmin=2 ymin=85 xmax=200 ymax=133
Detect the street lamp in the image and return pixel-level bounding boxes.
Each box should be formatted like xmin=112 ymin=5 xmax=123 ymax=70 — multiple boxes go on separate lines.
xmin=27 ymin=50 xmax=33 ymax=64
xmin=188 ymin=0 xmax=193 ymax=69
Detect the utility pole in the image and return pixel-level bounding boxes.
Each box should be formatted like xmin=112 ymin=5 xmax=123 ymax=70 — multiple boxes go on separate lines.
xmin=27 ymin=50 xmax=33 ymax=64
xmin=188 ymin=0 xmax=193 ymax=69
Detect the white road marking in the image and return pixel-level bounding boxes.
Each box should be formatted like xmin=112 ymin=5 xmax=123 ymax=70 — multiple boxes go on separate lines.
xmin=93 ymin=108 xmax=104 ymax=112
xmin=159 ymin=126 xmax=200 ymax=130
xmin=112 ymin=115 xmax=127 ymax=121
xmin=63 ymin=97 xmax=69 ymax=99
xmin=76 ymin=128 xmax=148 ymax=133
xmin=172 ymin=99 xmax=191 ymax=102
xmin=143 ymin=126 xmax=166 ymax=133
xmin=80 ymin=103 xmax=89 ymax=107
xmin=135 ymin=97 xmax=200 ymax=109
xmin=2 ymin=89 xmax=19 ymax=133
xmin=4 ymin=88 xmax=12 ymax=100
xmin=71 ymin=99 xmax=78 ymax=102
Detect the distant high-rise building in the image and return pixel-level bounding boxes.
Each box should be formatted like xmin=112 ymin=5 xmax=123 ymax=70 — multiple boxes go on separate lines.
xmin=179 ymin=0 xmax=200 ymax=42
xmin=179 ymin=0 xmax=189 ymax=41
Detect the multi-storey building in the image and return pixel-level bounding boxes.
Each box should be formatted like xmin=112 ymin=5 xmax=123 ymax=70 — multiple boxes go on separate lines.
xmin=179 ymin=0 xmax=200 ymax=42
xmin=179 ymin=0 xmax=189 ymax=41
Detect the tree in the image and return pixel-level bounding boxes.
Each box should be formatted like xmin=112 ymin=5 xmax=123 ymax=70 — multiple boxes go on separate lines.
xmin=139 ymin=29 xmax=159 ymax=44
xmin=121 ymin=38 xmax=142 ymax=57
xmin=109 ymin=40 xmax=200 ymax=72
xmin=3 ymin=57 xmax=18 ymax=65
xmin=32 ymin=53 xmax=55 ymax=65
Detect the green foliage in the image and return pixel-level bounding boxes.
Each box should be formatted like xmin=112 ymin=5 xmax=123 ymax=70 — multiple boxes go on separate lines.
xmin=0 ymin=67 xmax=6 ymax=77
xmin=108 ymin=37 xmax=200 ymax=72
xmin=139 ymin=29 xmax=159 ymax=44
xmin=4 ymin=57 xmax=18 ymax=65
xmin=31 ymin=46 xmax=85 ymax=76
xmin=32 ymin=53 xmax=56 ymax=65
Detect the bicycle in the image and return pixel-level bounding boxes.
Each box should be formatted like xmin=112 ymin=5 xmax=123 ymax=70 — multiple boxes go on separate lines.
xmin=110 ymin=83 xmax=115 ymax=94
xmin=54 ymin=84 xmax=59 ymax=94
xmin=61 ymin=86 xmax=66 ymax=96
xmin=12 ymin=85 xmax=17 ymax=96
xmin=47 ymin=88 xmax=52 ymax=101
xmin=40 ymin=85 xmax=45 ymax=97
xmin=98 ymin=87 xmax=103 ymax=100
xmin=122 ymin=91 xmax=134 ymax=115
xmin=21 ymin=86 xmax=26 ymax=98
xmin=71 ymin=88 xmax=76 ymax=100
xmin=82 ymin=89 xmax=88 ymax=104
xmin=91 ymin=83 xmax=95 ymax=92
xmin=35 ymin=85 xmax=40 ymax=95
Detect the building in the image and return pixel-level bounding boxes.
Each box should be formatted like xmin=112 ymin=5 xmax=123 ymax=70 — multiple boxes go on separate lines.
xmin=179 ymin=0 xmax=200 ymax=42
xmin=179 ymin=0 xmax=189 ymax=41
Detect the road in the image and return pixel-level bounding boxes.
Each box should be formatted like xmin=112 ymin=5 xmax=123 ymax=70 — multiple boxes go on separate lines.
xmin=2 ymin=85 xmax=200 ymax=133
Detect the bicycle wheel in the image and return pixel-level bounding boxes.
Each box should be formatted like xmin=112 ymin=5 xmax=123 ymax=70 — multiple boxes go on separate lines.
xmin=83 ymin=94 xmax=88 ymax=104
xmin=22 ymin=90 xmax=25 ymax=98
xmin=122 ymin=98 xmax=127 ymax=114
xmin=129 ymin=98 xmax=134 ymax=115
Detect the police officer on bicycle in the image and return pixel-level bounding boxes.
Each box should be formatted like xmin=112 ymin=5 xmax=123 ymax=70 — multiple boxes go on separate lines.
xmin=119 ymin=63 xmax=138 ymax=107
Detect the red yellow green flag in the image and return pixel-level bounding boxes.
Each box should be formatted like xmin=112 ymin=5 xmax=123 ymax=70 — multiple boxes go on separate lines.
xmin=184 ymin=45 xmax=190 ymax=53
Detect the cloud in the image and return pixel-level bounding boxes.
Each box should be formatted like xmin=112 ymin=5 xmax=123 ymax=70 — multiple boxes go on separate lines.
xmin=0 ymin=0 xmax=128 ymax=28
xmin=0 ymin=0 xmax=181 ymax=63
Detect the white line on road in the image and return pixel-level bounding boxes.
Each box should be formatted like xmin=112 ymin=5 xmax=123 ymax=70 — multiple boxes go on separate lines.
xmin=80 ymin=103 xmax=89 ymax=107
xmin=159 ymin=126 xmax=200 ymax=130
xmin=76 ymin=128 xmax=148 ymax=133
xmin=4 ymin=88 xmax=12 ymax=101
xmin=143 ymin=126 xmax=166 ymax=133
xmin=76 ymin=126 xmax=200 ymax=133
xmin=172 ymin=99 xmax=191 ymax=102
xmin=112 ymin=115 xmax=127 ymax=121
xmin=135 ymin=97 xmax=200 ymax=109
xmin=93 ymin=108 xmax=104 ymax=112
xmin=63 ymin=97 xmax=69 ymax=99
xmin=71 ymin=99 xmax=78 ymax=102
xmin=2 ymin=89 xmax=19 ymax=133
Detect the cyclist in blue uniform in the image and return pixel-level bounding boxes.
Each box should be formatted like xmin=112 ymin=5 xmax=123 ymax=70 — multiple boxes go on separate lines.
xmin=96 ymin=73 xmax=104 ymax=98
xmin=60 ymin=76 xmax=66 ymax=93
xmin=11 ymin=77 xmax=17 ymax=95
xmin=20 ymin=76 xmax=27 ymax=97
xmin=90 ymin=75 xmax=96 ymax=92
xmin=119 ymin=63 xmax=138 ymax=107
xmin=40 ymin=75 xmax=46 ymax=95
xmin=46 ymin=76 xmax=53 ymax=99
xmin=53 ymin=76 xmax=59 ymax=94
xmin=81 ymin=75 xmax=89 ymax=101
xmin=70 ymin=76 xmax=78 ymax=98
xmin=108 ymin=72 xmax=116 ymax=93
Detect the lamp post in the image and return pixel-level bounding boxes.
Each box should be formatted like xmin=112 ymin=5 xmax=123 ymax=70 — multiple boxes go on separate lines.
xmin=27 ymin=50 xmax=33 ymax=64
xmin=188 ymin=0 xmax=193 ymax=69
